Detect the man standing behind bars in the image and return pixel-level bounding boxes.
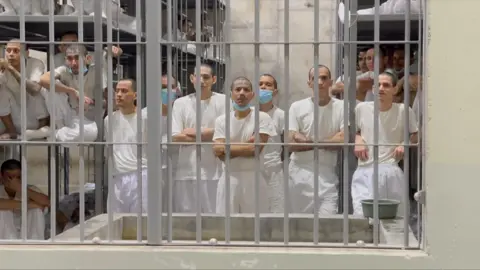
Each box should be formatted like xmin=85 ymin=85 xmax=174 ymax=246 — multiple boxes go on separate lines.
xmin=171 ymin=63 xmax=225 ymax=213
xmin=258 ymin=74 xmax=285 ymax=213
xmin=104 ymin=79 xmax=148 ymax=213
xmin=0 ymin=39 xmax=51 ymax=140
xmin=288 ymin=65 xmax=344 ymax=215
xmin=213 ymin=77 xmax=277 ymax=213
xmin=39 ymin=44 xmax=105 ymax=145
xmin=352 ymin=70 xmax=418 ymax=216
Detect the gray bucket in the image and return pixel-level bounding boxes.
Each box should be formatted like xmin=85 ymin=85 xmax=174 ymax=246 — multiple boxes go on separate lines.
xmin=361 ymin=199 xmax=400 ymax=219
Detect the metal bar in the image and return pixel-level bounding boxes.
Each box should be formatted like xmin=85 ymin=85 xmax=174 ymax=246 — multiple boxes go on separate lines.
xmin=145 ymin=0 xmax=163 ymax=245
xmin=283 ymin=0 xmax=290 ymax=245
xmin=94 ymin=0 xmax=105 ymax=217
xmin=63 ymin=148 xmax=69 ymax=195
xmin=373 ymin=0 xmax=381 ymax=246
xmin=106 ymin=0 xmax=115 ymax=243
xmin=47 ymin=0 xmax=57 ymax=241
xmin=342 ymin=0 xmax=351 ymax=246
xmin=166 ymin=0 xmax=174 ymax=243
xmin=403 ymin=0 xmax=411 ymax=248
xmin=253 ymin=0 xmax=261 ymax=245
xmin=78 ymin=0 xmax=86 ymax=242
xmin=19 ymin=0 xmax=27 ymax=241
xmin=312 ymin=0 xmax=320 ymax=246
xmin=224 ymin=0 xmax=232 ymax=244
xmin=135 ymin=0 xmax=144 ymax=243
xmin=195 ymin=0 xmax=202 ymax=244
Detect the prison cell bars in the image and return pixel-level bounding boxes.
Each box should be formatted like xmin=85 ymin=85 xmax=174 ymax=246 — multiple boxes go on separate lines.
xmin=0 ymin=0 xmax=422 ymax=248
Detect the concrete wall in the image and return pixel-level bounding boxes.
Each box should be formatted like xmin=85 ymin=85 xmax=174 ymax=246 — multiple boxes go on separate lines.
xmin=229 ymin=0 xmax=337 ymax=109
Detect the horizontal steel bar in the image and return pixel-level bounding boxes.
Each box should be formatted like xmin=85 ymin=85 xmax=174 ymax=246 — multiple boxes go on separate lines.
xmin=0 ymin=240 xmax=419 ymax=250
xmin=0 ymin=141 xmax=419 ymax=147
xmin=2 ymin=40 xmax=421 ymax=46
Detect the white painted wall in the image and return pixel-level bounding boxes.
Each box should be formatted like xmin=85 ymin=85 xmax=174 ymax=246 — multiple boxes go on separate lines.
xmin=229 ymin=0 xmax=336 ymax=110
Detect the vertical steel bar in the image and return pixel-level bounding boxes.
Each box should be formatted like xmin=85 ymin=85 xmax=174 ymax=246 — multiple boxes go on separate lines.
xmin=253 ymin=0 xmax=261 ymax=245
xmin=403 ymin=0 xmax=411 ymax=248
xmin=373 ymin=0 xmax=381 ymax=246
xmin=146 ymin=0 xmax=163 ymax=245
xmin=94 ymin=0 xmax=105 ymax=217
xmin=106 ymin=0 xmax=115 ymax=243
xmin=78 ymin=0 xmax=86 ymax=242
xmin=48 ymin=0 xmax=57 ymax=241
xmin=19 ymin=0 xmax=27 ymax=242
xmin=135 ymin=0 xmax=144 ymax=243
xmin=283 ymin=0 xmax=290 ymax=245
xmin=420 ymin=0 xmax=427 ymax=249
xmin=312 ymin=0 xmax=320 ymax=245
xmin=166 ymin=0 xmax=174 ymax=243
xmin=224 ymin=0 xmax=232 ymax=244
xmin=195 ymin=0 xmax=202 ymax=244
xmin=342 ymin=0 xmax=351 ymax=246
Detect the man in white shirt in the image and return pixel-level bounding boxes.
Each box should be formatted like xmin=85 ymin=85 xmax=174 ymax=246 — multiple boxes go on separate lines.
xmin=0 ymin=40 xmax=51 ymax=140
xmin=288 ymin=65 xmax=345 ymax=215
xmin=352 ymin=69 xmax=418 ymax=216
xmin=213 ymin=76 xmax=277 ymax=213
xmin=104 ymin=78 xmax=148 ymax=213
xmin=258 ymin=74 xmax=285 ymax=213
xmin=39 ymin=44 xmax=106 ymax=145
xmin=0 ymin=159 xmax=49 ymax=239
xmin=171 ymin=63 xmax=225 ymax=213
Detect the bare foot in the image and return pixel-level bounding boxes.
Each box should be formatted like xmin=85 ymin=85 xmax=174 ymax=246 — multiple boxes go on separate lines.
xmin=0 ymin=133 xmax=13 ymax=140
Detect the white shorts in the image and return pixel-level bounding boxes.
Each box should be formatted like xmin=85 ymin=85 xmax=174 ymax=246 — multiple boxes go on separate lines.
xmin=0 ymin=208 xmax=45 ymax=240
xmin=109 ymin=169 xmax=148 ymax=214
xmin=288 ymin=162 xmax=339 ymax=215
xmin=351 ymin=163 xmax=405 ymax=216
xmin=216 ymin=171 xmax=268 ymax=214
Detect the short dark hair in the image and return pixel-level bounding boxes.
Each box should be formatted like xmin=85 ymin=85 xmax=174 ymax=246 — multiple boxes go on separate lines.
xmin=308 ymin=65 xmax=332 ymax=80
xmin=1 ymin=159 xmax=21 ymax=174
xmin=230 ymin=76 xmax=252 ymax=91
xmin=260 ymin=73 xmax=278 ymax=89
xmin=118 ymin=78 xmax=137 ymax=92
xmin=65 ymin=44 xmax=88 ymax=56
xmin=381 ymin=69 xmax=399 ymax=86
xmin=194 ymin=63 xmax=215 ymax=76
xmin=161 ymin=74 xmax=178 ymax=88
xmin=6 ymin=39 xmax=30 ymax=51
xmin=58 ymin=31 xmax=78 ymax=41
xmin=367 ymin=46 xmax=387 ymax=57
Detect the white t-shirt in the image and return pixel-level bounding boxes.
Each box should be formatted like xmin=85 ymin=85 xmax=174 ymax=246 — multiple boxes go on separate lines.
xmin=104 ymin=110 xmax=148 ymax=174
xmin=288 ymin=97 xmax=344 ymax=167
xmin=171 ymin=92 xmax=226 ymax=181
xmin=54 ymin=65 xmax=107 ymax=121
xmin=263 ymin=106 xmax=285 ymax=169
xmin=142 ymin=108 xmax=179 ymax=171
xmin=355 ymin=102 xmax=418 ymax=167
xmin=0 ymin=184 xmax=43 ymax=233
xmin=213 ymin=110 xmax=277 ymax=172
xmin=0 ymin=57 xmax=49 ymax=131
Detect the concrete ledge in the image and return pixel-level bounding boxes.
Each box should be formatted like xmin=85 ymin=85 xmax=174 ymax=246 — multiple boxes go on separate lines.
xmin=57 ymin=213 xmax=374 ymax=243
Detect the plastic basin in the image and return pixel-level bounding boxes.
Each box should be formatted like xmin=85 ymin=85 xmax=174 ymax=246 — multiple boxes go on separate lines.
xmin=361 ymin=199 xmax=400 ymax=219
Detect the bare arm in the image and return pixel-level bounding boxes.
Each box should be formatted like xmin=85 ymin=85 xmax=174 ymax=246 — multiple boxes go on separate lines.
xmin=201 ymin=128 xmax=215 ymax=142
xmin=25 ymin=188 xmax=50 ymax=208
xmin=213 ymin=138 xmax=226 ymax=161
xmin=0 ymin=198 xmax=43 ymax=210
xmin=39 ymin=71 xmax=77 ymax=95
xmin=410 ymin=132 xmax=419 ymax=144
xmin=173 ymin=134 xmax=196 ymax=143
xmin=320 ymin=131 xmax=344 ymax=150
xmin=7 ymin=66 xmax=42 ymax=95
xmin=230 ymin=133 xmax=269 ymax=158
xmin=288 ymin=131 xmax=314 ymax=152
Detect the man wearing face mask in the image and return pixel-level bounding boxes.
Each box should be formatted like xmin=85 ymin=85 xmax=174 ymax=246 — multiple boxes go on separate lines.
xmin=171 ymin=63 xmax=225 ymax=213
xmin=288 ymin=65 xmax=345 ymax=215
xmin=258 ymin=74 xmax=285 ymax=213
xmin=213 ymin=76 xmax=277 ymax=213
xmin=40 ymin=44 xmax=106 ymax=145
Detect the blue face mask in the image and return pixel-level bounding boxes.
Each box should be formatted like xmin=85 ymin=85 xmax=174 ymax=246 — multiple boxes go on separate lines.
xmin=161 ymin=88 xmax=177 ymax=104
xmin=259 ymin=89 xmax=273 ymax=104
xmin=232 ymin=102 xmax=251 ymax=112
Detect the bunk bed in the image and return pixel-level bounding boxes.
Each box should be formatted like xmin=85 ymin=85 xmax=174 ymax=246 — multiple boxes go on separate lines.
xmin=0 ymin=0 xmax=226 ymax=214
xmin=335 ymin=0 xmax=424 ymax=214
